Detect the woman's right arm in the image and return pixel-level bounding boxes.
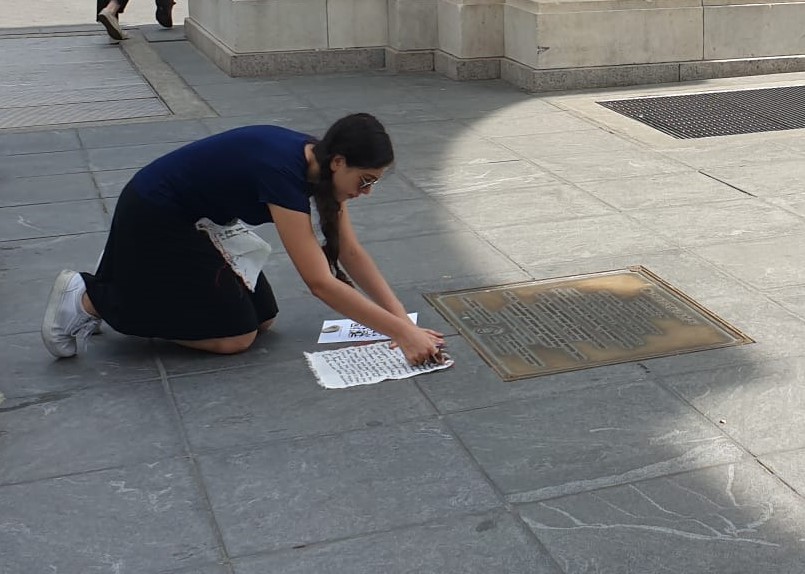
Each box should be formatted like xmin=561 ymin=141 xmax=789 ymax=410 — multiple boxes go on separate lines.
xmin=268 ymin=203 xmax=443 ymax=365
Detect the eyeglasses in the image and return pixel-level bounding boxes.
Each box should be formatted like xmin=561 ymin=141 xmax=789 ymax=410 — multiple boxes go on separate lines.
xmin=359 ymin=175 xmax=379 ymax=189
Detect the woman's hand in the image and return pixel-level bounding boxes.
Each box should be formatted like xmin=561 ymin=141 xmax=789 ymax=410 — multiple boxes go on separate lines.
xmin=392 ymin=325 xmax=445 ymax=366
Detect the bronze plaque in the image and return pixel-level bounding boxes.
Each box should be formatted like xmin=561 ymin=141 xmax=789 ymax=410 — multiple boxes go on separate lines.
xmin=424 ymin=267 xmax=753 ymax=381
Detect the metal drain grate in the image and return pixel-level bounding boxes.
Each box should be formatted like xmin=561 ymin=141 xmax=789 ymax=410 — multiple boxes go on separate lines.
xmin=598 ymin=85 xmax=805 ymax=138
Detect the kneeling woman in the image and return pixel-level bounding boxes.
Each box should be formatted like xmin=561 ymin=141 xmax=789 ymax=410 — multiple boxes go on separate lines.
xmin=42 ymin=113 xmax=444 ymax=365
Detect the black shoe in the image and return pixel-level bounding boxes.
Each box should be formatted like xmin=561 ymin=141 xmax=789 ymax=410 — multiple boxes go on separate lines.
xmin=155 ymin=0 xmax=175 ymax=28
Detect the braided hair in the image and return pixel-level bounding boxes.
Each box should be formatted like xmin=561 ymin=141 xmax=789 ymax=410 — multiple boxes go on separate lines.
xmin=311 ymin=113 xmax=394 ymax=285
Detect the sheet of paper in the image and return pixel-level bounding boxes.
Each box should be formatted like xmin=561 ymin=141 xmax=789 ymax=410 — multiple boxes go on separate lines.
xmin=304 ymin=341 xmax=453 ymax=389
xmin=317 ymin=312 xmax=418 ymax=344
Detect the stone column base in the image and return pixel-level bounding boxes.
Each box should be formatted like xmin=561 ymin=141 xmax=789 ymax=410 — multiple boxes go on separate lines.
xmin=500 ymin=55 xmax=805 ymax=93
xmin=186 ymin=19 xmax=384 ymax=77
xmin=187 ymin=16 xmax=805 ymax=92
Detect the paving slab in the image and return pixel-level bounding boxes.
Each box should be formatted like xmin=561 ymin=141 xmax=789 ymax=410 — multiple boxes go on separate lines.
xmin=695 ymin=232 xmax=805 ymax=291
xmin=398 ymin=159 xmax=561 ymax=196
xmin=519 ymin=461 xmax=805 ymax=574
xmin=396 ymin=138 xmax=519 ymax=169
xmin=435 ymin=181 xmax=614 ymax=229
xmin=663 ymin=140 xmax=805 ymax=170
xmin=1 ymin=233 xmax=106 ymax=281
xmin=527 ymin=149 xmax=691 ymax=183
xmin=92 ymin=167 xmax=139 ymax=197
xmin=1 ymin=330 xmax=158 ymax=399
xmin=78 ymin=119 xmax=210 ymax=149
xmin=766 ymin=286 xmax=805 ymax=317
xmin=632 ymin=199 xmax=805 ymax=248
xmin=299 ymin=84 xmax=422 ymax=109
xmin=87 ymin=141 xmax=190 ymax=171
xmin=760 ymin=449 xmax=805 ymax=493
xmin=192 ymin=80 xmax=293 ymax=102
xmin=640 ymin=295 xmax=805 ymax=377
xmin=430 ymin=87 xmax=556 ymax=120
xmin=1 ymin=276 xmax=64 ymax=336
xmin=170 ymin=358 xmax=436 ymax=451
xmin=575 ymin=171 xmax=751 ymax=211
xmin=200 ymin=94 xmax=314 ymax=119
xmin=232 ymin=510 xmax=561 ymax=574
xmin=461 ymin=111 xmax=596 ymax=138
xmin=0 ymin=458 xmax=220 ymax=574
xmin=196 ymin=420 xmax=501 ymax=556
xmin=527 ymin=248 xmax=757 ymax=303
xmin=385 ymin=119 xmax=470 ymax=147
xmin=703 ymin=159 xmax=805 ymax=197
xmin=0 ymin=129 xmax=80 ymax=155
xmin=201 ymin=111 xmax=330 ymax=136
xmin=416 ymin=334 xmax=649 ymax=413
xmin=0 ymin=149 xmax=88 ymax=177
xmin=0 ymin=171 xmax=98 ymax=207
xmin=447 ymin=380 xmax=745 ymax=502
xmin=495 ymin=128 xmax=648 ymax=159
xmin=359 ymin=230 xmax=525 ymax=287
xmin=318 ymin=101 xmax=452 ymax=126
xmin=481 ymin=213 xmax=676 ymax=270
xmin=0 ymin=379 xmax=182 ymax=485
xmin=0 ymin=200 xmax=108 ymax=241
xmin=657 ymin=357 xmax=805 ymax=455
xmin=346 ymin=195 xmax=469 ymax=241
xmin=767 ymin=194 xmax=805 ymax=218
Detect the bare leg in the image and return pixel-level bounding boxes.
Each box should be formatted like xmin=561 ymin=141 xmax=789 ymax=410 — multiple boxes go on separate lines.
xmin=258 ymin=318 xmax=275 ymax=332
xmin=173 ymin=331 xmax=257 ymax=355
xmin=82 ymin=292 xmax=100 ymax=318
xmin=104 ymin=0 xmax=122 ymax=14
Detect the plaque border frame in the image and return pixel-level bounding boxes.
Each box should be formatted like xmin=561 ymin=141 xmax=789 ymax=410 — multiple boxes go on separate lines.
xmin=423 ymin=266 xmax=755 ymax=381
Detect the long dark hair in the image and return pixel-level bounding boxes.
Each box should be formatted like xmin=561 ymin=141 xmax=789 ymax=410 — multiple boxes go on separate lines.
xmin=311 ymin=113 xmax=394 ymax=285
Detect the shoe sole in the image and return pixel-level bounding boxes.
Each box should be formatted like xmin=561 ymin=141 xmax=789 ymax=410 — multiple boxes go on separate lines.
xmin=97 ymin=12 xmax=126 ymax=41
xmin=41 ymin=270 xmax=77 ymax=358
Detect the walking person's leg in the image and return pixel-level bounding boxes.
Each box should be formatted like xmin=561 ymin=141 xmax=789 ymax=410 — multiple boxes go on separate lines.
xmin=96 ymin=0 xmax=129 ymax=40
xmin=155 ymin=0 xmax=176 ymax=28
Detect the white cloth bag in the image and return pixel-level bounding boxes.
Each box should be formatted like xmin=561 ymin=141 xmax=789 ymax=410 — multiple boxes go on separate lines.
xmin=195 ymin=218 xmax=272 ymax=292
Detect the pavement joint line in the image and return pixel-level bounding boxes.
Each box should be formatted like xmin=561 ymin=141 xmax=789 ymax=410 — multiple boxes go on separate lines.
xmin=649 ymin=375 xmax=805 ymax=502
xmin=118 ymin=30 xmax=216 ymax=120
xmin=224 ymin=508 xmax=511 ymax=561
xmin=698 ymin=170 xmax=758 ymax=197
xmin=1 ymin=197 xmax=107 ymax=209
xmin=153 ymin=351 xmax=236 ymax=573
xmin=0 ymin=375 xmax=165 ymax=403
xmin=402 ymin=182 xmax=533 ymax=279
xmin=0 ymin=230 xmax=111 ymax=244
xmin=678 ymin=244 xmax=805 ymax=312
xmin=0 ymin=452 xmax=184 ymax=490
xmin=411 ymin=378 xmax=568 ymax=571
xmin=171 ymin=413 xmax=446 ymax=461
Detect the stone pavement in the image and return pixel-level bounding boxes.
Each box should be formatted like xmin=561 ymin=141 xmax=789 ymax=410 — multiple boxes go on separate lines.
xmin=2 ymin=20 xmax=805 ymax=574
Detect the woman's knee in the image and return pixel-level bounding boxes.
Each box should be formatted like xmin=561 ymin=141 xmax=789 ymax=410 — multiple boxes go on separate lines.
xmin=258 ymin=317 xmax=275 ymax=332
xmin=208 ymin=331 xmax=257 ymax=354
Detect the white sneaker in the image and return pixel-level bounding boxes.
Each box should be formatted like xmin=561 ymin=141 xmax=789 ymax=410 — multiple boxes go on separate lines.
xmin=41 ymin=270 xmax=102 ymax=359
xmin=96 ymin=8 xmax=128 ymax=41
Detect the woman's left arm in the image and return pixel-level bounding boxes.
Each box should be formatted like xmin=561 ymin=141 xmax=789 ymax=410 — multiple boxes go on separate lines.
xmin=337 ymin=204 xmax=413 ymax=322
